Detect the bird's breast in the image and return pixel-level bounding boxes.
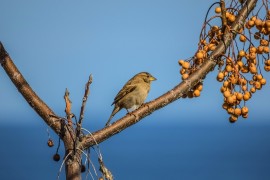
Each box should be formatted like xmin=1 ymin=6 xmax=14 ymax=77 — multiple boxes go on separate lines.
xmin=127 ymin=105 xmax=141 ymax=112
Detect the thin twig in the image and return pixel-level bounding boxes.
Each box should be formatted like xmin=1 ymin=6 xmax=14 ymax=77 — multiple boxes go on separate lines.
xmin=78 ymin=74 xmax=93 ymax=125
xmin=64 ymin=88 xmax=73 ymax=126
xmin=76 ymin=75 xmax=93 ymax=143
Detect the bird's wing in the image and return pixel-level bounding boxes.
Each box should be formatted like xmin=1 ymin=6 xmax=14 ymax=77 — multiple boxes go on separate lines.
xmin=111 ymin=84 xmax=137 ymax=105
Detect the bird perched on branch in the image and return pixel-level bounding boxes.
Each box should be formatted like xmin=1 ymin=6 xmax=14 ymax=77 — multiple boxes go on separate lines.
xmin=105 ymin=72 xmax=156 ymax=126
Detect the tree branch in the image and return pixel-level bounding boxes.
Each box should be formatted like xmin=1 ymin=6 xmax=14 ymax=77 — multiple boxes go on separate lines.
xmin=79 ymin=0 xmax=257 ymax=149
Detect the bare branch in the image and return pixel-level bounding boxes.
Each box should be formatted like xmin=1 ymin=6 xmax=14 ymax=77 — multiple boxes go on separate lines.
xmin=64 ymin=88 xmax=73 ymax=126
xmin=78 ymin=74 xmax=93 ymax=125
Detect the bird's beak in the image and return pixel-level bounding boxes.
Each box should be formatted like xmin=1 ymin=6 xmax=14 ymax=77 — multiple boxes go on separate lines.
xmin=149 ymin=76 xmax=157 ymax=81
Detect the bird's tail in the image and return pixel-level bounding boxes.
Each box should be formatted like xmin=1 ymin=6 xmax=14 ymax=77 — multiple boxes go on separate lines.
xmin=105 ymin=106 xmax=120 ymax=127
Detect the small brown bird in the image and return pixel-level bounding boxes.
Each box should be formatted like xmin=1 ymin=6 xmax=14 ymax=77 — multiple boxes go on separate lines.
xmin=105 ymin=72 xmax=156 ymax=126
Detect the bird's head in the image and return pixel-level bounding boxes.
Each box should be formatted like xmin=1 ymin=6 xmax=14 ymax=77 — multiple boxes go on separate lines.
xmin=137 ymin=72 xmax=157 ymax=83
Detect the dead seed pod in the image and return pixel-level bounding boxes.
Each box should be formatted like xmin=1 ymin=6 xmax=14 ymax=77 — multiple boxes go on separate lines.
xmin=47 ymin=139 xmax=54 ymax=147
xmin=53 ymin=153 xmax=60 ymax=162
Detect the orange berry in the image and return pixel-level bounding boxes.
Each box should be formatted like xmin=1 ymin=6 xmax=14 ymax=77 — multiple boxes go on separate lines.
xmin=223 ymin=80 xmax=229 ymax=87
xmin=257 ymin=46 xmax=264 ymax=54
xmin=193 ymin=89 xmax=200 ymax=97
xmin=196 ymin=83 xmax=203 ymax=91
xmin=227 ymin=107 xmax=235 ymax=114
xmin=225 ymin=65 xmax=233 ymax=72
xmin=234 ymin=108 xmax=242 ymax=116
xmin=242 ymin=113 xmax=248 ymax=118
xmin=215 ymin=7 xmax=221 ymax=13
xmin=226 ymin=96 xmax=235 ymax=104
xmin=237 ymin=61 xmax=244 ymax=68
xmin=182 ymin=74 xmax=189 ymax=80
xmin=260 ymin=78 xmax=266 ymax=85
xmin=229 ymin=115 xmax=238 ymax=123
xmin=228 ymin=15 xmax=236 ymax=22
xmin=241 ymin=106 xmax=249 ymax=115
xmin=238 ymin=50 xmax=245 ymax=57
xmin=256 ymin=74 xmax=263 ymax=80
xmin=236 ymin=93 xmax=243 ymax=101
xmin=243 ymin=92 xmax=251 ymax=101
xmin=265 ymin=20 xmax=270 ymax=28
xmin=250 ymin=87 xmax=256 ymax=93
xmin=208 ymin=44 xmax=216 ymax=51
xmin=264 ymin=65 xmax=270 ymax=72
xmin=180 ymin=68 xmax=185 ymax=75
xmin=248 ymin=20 xmax=255 ymax=27
xmin=182 ymin=62 xmax=190 ymax=69
xmin=239 ymin=78 xmax=247 ymax=85
xmin=249 ymin=46 xmax=257 ymax=53
xmin=255 ymin=19 xmax=262 ymax=27
xmin=249 ymin=64 xmax=257 ymax=74
xmin=196 ymin=51 xmax=204 ymax=59
xmin=251 ymin=16 xmax=257 ymax=21
xmin=220 ymin=86 xmax=227 ymax=93
xmin=249 ymin=52 xmax=256 ymax=60
xmin=264 ymin=59 xmax=270 ymax=66
xmin=242 ymin=85 xmax=247 ymax=91
xmin=239 ymin=35 xmax=246 ymax=42
xmin=178 ymin=60 xmax=184 ymax=66
xmin=260 ymin=39 xmax=269 ymax=46
xmin=254 ymin=81 xmax=261 ymax=89
xmin=263 ymin=46 xmax=269 ymax=53
xmin=217 ymin=72 xmax=225 ymax=80
xmin=223 ymin=90 xmax=231 ymax=98
xmin=222 ymin=102 xmax=229 ymax=110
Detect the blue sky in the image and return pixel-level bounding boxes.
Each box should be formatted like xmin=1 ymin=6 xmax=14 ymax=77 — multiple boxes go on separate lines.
xmin=1 ymin=1 xmax=270 ymax=180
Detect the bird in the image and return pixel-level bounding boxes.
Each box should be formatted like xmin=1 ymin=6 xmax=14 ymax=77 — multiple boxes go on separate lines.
xmin=105 ymin=72 xmax=156 ymax=126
